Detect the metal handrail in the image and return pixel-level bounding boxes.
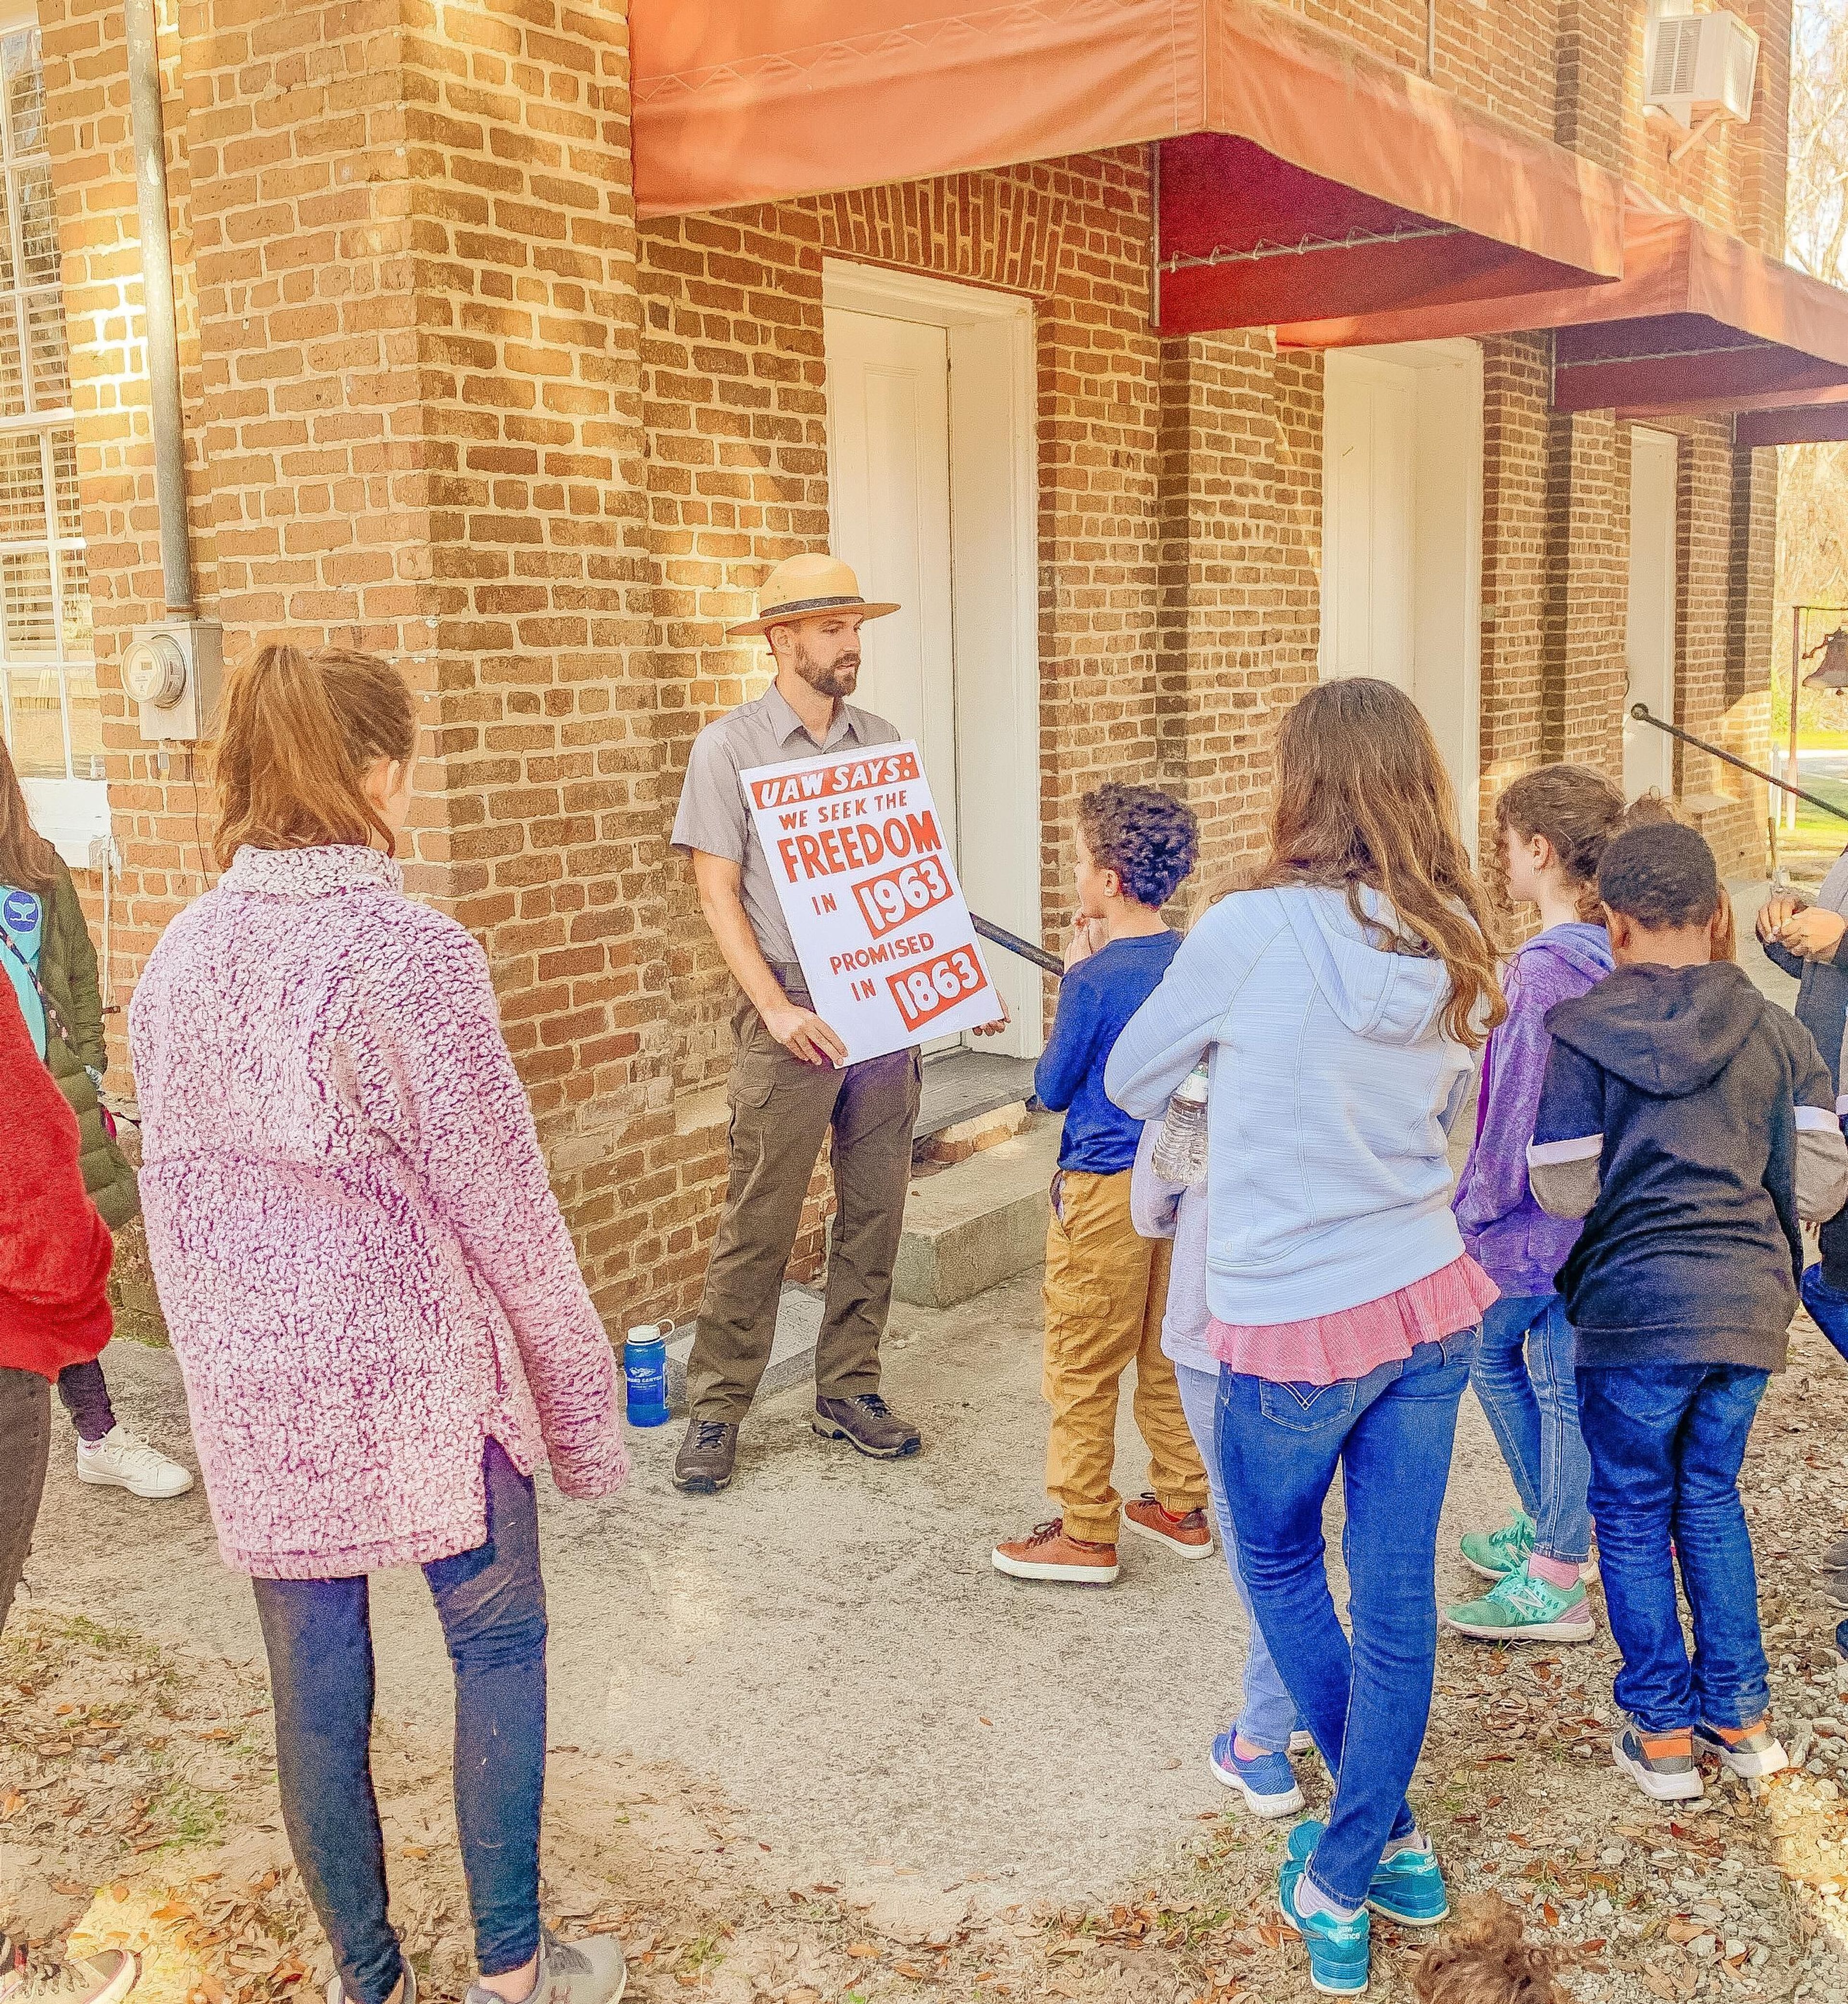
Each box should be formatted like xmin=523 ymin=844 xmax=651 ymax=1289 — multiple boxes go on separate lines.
xmin=972 ymin=913 xmax=1065 ymax=977
xmin=1629 ymin=703 xmax=1848 ymax=829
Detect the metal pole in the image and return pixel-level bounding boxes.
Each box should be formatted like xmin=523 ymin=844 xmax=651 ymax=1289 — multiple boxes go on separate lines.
xmin=1630 ymin=703 xmax=1848 ymax=827
xmin=125 ymin=0 xmax=194 ymax=616
xmin=1789 ymin=604 xmax=1803 ymax=833
xmin=972 ymin=913 xmax=1065 ymax=979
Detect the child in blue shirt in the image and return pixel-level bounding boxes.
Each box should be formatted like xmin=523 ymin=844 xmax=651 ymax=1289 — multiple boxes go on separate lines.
xmin=992 ymin=784 xmax=1210 ymax=1586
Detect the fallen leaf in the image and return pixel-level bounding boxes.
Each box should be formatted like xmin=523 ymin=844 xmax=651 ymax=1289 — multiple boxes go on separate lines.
xmin=847 ymin=1942 xmax=881 ymax=1960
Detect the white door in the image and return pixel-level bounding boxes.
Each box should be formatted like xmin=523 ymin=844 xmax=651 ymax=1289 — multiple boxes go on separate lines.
xmin=1624 ymin=429 xmax=1678 ymax=802
xmin=823 ymin=308 xmax=958 ymax=854
xmin=1322 ymin=356 xmax=1416 ymax=692
xmin=1321 ymin=343 xmax=1484 ymax=844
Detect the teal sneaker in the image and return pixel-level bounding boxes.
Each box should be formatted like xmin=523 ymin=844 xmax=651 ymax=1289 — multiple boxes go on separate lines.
xmin=1278 ymin=1842 xmax=1370 ymax=1996
xmin=1444 ymin=1569 xmax=1596 ymax=1644
xmin=1458 ymin=1509 xmax=1535 ymax=1581
xmin=1289 ymin=1819 xmax=1450 ymax=1928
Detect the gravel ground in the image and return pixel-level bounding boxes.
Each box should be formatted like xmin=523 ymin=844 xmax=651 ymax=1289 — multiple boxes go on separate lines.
xmin=6 ymin=1318 xmax=1848 ymax=2004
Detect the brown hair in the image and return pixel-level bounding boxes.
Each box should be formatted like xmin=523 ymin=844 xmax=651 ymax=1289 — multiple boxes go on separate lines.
xmin=212 ymin=645 xmax=417 ymax=867
xmin=1412 ymin=1895 xmax=1566 ymax=2004
xmin=1491 ymin=763 xmax=1625 ymax=924
xmin=0 ymin=734 xmax=57 ymax=897
xmin=1242 ymin=678 xmax=1504 ymax=1048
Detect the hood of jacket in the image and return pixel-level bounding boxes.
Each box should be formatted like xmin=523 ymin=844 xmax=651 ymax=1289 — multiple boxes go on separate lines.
xmin=1279 ymin=885 xmax=1457 ymax=1048
xmin=1544 ymin=959 xmax=1767 ymax=1099
xmin=1514 ymin=920 xmax=1613 ymax=990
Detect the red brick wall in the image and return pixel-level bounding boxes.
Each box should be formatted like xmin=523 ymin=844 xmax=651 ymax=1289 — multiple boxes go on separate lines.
xmin=38 ymin=0 xmax=1791 ymax=1336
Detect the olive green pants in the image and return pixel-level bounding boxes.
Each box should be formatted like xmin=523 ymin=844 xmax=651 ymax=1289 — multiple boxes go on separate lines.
xmin=685 ymin=985 xmax=922 ymax=1423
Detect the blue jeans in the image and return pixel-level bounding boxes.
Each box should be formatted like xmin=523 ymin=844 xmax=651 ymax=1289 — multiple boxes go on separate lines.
xmin=252 ymin=1442 xmax=547 ymax=2004
xmin=1216 ymin=1332 xmax=1477 ymax=1910
xmin=1173 ymin=1360 xmax=1304 ymax=1753
xmin=1575 ymin=1362 xmax=1771 ymax=1735
xmin=1469 ymin=1293 xmax=1593 ymax=1564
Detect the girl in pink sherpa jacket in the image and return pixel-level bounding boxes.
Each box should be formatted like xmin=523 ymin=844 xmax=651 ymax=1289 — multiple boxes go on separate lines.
xmin=130 ymin=645 xmax=628 ymax=2004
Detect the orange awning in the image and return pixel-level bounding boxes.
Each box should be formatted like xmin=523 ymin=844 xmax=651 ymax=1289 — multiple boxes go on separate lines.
xmin=1274 ymin=205 xmax=1848 ymax=416
xmin=631 ymin=0 xmax=1624 ymax=316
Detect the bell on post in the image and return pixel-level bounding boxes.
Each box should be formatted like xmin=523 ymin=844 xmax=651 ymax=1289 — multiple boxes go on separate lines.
xmin=1803 ymin=626 xmax=1848 ymax=690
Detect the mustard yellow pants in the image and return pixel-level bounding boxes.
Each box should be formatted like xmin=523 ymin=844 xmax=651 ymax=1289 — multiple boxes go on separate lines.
xmin=1041 ymin=1167 xmax=1209 ymax=1545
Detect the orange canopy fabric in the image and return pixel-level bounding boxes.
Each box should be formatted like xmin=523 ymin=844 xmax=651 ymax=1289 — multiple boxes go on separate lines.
xmin=1274 ymin=204 xmax=1848 ymax=416
xmin=631 ymin=0 xmax=1624 ymax=296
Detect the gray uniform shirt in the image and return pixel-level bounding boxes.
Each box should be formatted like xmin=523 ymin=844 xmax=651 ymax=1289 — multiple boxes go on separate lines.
xmin=670 ymin=683 xmax=899 ymax=970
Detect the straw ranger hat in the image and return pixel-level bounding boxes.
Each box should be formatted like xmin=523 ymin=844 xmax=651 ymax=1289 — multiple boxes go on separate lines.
xmin=726 ymin=554 xmax=900 ymax=640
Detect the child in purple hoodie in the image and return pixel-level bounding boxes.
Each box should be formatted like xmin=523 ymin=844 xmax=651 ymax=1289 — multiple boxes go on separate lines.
xmin=1447 ymin=765 xmax=1624 ymax=1644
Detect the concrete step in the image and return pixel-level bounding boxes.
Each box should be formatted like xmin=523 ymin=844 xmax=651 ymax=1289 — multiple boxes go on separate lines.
xmin=894 ymin=1117 xmax=1062 ymax=1310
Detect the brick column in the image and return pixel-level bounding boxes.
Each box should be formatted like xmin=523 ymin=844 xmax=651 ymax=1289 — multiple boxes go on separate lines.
xmin=1155 ymin=331 xmax=1320 ymax=874
xmin=51 ymin=0 xmax=659 ymax=1330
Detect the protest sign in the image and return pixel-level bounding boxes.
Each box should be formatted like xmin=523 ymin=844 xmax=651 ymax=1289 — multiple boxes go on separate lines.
xmin=740 ymin=739 xmax=1000 ymax=1065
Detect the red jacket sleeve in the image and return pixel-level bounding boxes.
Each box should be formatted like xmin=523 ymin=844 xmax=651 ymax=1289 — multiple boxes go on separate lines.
xmin=0 ymin=981 xmax=113 ymax=1379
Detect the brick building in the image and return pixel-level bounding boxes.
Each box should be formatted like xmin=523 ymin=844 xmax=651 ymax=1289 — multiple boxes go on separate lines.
xmin=15 ymin=0 xmax=1848 ymax=1332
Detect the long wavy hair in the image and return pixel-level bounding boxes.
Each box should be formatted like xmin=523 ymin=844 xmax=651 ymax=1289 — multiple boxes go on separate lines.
xmin=0 ymin=734 xmax=57 ymax=896
xmin=1243 ymin=678 xmax=1505 ymax=1048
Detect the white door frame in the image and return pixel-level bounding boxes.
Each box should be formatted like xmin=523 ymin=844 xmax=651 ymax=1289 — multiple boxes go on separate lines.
xmin=822 ymin=259 xmax=1043 ymax=1057
xmin=1624 ymin=427 xmax=1680 ymax=803
xmin=1320 ymin=337 xmax=1485 ymax=850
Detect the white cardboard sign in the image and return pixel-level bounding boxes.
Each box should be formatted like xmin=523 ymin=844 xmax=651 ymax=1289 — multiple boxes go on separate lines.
xmin=740 ymin=739 xmax=999 ymax=1066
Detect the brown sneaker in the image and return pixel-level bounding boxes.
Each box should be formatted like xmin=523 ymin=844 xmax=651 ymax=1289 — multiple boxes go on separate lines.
xmin=1122 ymin=1494 xmax=1215 ymax=1558
xmin=812 ymin=1392 xmax=922 ymax=1460
xmin=673 ymin=1418 xmax=739 ymax=1495
xmin=992 ymin=1518 xmax=1120 ymax=1584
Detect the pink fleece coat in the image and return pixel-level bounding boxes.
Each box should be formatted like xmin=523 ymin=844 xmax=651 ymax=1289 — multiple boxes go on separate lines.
xmin=129 ymin=844 xmax=628 ymax=1579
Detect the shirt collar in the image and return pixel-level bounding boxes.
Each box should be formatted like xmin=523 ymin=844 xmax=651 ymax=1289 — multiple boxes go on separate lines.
xmin=762 ymin=681 xmax=862 ymax=753
xmin=223 ymin=844 xmax=405 ymax=899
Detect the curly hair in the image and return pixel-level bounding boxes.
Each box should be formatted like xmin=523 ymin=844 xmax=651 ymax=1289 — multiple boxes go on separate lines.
xmin=1077 ymin=783 xmax=1199 ymax=910
xmin=1491 ymin=764 xmax=1625 ymax=925
xmin=1412 ymin=1895 xmax=1567 ymax=2004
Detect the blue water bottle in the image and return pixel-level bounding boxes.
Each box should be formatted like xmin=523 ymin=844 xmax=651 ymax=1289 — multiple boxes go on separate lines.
xmin=623 ymin=1323 xmax=672 ymax=1428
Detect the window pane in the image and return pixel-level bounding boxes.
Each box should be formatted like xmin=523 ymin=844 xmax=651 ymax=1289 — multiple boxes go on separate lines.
xmin=2 ymin=547 xmax=53 ymax=657
xmin=15 ymin=163 xmax=55 ymax=286
xmin=58 ymin=547 xmax=89 ymax=656
xmin=0 ymin=428 xmax=43 ymax=538
xmin=4 ymin=665 xmax=63 ymax=774
xmin=3 ymin=30 xmax=44 ymax=159
xmin=0 ymin=299 xmax=21 ymax=419
xmin=26 ymin=287 xmax=63 ymax=410
xmin=50 ymin=429 xmax=76 ymax=538
xmin=64 ymin=662 xmax=101 ymax=777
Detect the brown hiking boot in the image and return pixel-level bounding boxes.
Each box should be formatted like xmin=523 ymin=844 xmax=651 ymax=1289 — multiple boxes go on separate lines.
xmin=1122 ymin=1494 xmax=1215 ymax=1558
xmin=812 ymin=1392 xmax=922 ymax=1460
xmin=991 ymin=1518 xmax=1120 ymax=1584
xmin=673 ymin=1418 xmax=739 ymax=1494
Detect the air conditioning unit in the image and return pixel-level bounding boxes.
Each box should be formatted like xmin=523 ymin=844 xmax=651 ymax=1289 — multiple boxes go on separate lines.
xmin=1644 ymin=7 xmax=1759 ymax=130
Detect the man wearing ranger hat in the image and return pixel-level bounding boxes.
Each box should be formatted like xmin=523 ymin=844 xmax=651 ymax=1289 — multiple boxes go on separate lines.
xmin=669 ymin=555 xmax=1000 ymax=1495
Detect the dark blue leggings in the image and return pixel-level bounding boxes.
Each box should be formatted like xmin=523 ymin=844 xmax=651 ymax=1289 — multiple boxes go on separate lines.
xmin=252 ymin=1441 xmax=547 ymax=2004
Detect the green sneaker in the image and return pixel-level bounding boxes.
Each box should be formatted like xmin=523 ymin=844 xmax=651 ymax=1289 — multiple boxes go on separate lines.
xmin=1458 ymin=1510 xmax=1535 ymax=1581
xmin=1445 ymin=1568 xmax=1596 ymax=1643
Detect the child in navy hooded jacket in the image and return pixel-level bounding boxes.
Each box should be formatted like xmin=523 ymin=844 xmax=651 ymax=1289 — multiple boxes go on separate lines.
xmin=1447 ymin=765 xmax=1621 ymax=1648
xmin=1530 ymin=822 xmax=1848 ymax=1804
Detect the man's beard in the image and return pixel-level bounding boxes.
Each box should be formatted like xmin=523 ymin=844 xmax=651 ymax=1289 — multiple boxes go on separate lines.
xmin=794 ymin=641 xmax=860 ymax=700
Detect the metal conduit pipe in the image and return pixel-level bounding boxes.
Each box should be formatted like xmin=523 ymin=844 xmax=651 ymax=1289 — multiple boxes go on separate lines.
xmin=125 ymin=0 xmax=193 ymax=616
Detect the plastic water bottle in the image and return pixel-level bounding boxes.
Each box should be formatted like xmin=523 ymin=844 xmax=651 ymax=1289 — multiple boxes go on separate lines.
xmin=1150 ymin=1063 xmax=1210 ymax=1186
xmin=623 ymin=1323 xmax=672 ymax=1428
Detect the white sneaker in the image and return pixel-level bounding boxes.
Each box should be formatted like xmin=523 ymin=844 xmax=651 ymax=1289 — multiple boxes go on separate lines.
xmin=75 ymin=1426 xmax=194 ymax=1500
xmin=0 ymin=1948 xmax=138 ymax=2001
xmin=462 ymin=1931 xmax=625 ymax=2004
